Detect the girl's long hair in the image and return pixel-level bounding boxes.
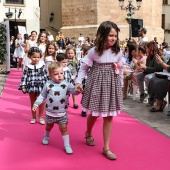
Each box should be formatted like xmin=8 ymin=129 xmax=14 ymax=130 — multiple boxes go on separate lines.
xmin=37 ymin=31 xmax=47 ymax=46
xmin=127 ymin=41 xmax=137 ymax=62
xmin=95 ymin=21 xmax=120 ymax=56
xmin=146 ymin=41 xmax=158 ymax=59
xmin=65 ymin=46 xmax=78 ymax=64
xmin=44 ymin=42 xmax=56 ymax=61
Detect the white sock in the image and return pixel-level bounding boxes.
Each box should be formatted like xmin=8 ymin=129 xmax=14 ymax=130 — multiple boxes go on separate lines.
xmin=44 ymin=130 xmax=50 ymax=137
xmin=62 ymin=134 xmax=70 ymax=147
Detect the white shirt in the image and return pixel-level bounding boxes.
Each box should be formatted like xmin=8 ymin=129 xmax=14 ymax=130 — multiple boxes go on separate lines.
xmin=48 ymin=35 xmax=54 ymax=41
xmin=78 ymin=36 xmax=84 ymax=42
xmin=138 ymin=37 xmax=148 ymax=45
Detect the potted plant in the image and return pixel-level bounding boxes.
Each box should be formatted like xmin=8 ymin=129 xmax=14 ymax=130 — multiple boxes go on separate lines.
xmin=0 ymin=23 xmax=7 ymax=73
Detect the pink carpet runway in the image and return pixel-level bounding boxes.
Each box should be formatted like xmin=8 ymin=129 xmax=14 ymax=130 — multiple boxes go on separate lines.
xmin=1 ymin=69 xmax=170 ymax=170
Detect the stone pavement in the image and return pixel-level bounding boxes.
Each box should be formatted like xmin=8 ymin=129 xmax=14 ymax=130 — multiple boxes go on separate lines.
xmin=123 ymin=94 xmax=170 ymax=138
xmin=0 ymin=72 xmax=170 ymax=138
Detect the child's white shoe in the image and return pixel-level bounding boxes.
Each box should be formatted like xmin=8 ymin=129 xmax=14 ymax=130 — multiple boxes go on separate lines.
xmin=30 ymin=119 xmax=36 ymax=124
xmin=65 ymin=145 xmax=73 ymax=154
xmin=42 ymin=135 xmax=50 ymax=145
xmin=39 ymin=118 xmax=45 ymax=125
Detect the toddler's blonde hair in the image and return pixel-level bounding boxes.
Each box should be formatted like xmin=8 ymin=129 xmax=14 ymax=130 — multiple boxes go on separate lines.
xmin=48 ymin=62 xmax=63 ymax=74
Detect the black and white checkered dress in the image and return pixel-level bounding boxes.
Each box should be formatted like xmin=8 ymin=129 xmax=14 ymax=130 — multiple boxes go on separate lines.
xmin=18 ymin=61 xmax=48 ymax=93
xmin=76 ymin=47 xmax=124 ymax=117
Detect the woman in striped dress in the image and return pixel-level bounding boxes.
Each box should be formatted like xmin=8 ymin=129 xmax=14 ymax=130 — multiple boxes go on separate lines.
xmin=75 ymin=21 xmax=124 ymax=160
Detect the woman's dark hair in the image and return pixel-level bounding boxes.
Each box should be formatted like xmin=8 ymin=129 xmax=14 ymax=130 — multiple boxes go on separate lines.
xmin=146 ymin=41 xmax=158 ymax=59
xmin=127 ymin=41 xmax=137 ymax=62
xmin=95 ymin=21 xmax=120 ymax=56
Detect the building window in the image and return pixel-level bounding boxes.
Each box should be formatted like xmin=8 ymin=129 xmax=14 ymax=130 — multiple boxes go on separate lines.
xmin=5 ymin=0 xmax=24 ymax=4
xmin=163 ymin=0 xmax=168 ymax=4
xmin=162 ymin=14 xmax=165 ymax=29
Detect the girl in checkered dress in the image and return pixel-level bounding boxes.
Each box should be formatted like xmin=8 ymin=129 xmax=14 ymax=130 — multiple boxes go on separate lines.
xmin=75 ymin=21 xmax=124 ymax=160
xmin=19 ymin=47 xmax=48 ymax=124
xmin=77 ymin=45 xmax=92 ymax=117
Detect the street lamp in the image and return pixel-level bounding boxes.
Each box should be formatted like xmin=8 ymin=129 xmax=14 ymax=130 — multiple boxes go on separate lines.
xmin=118 ymin=0 xmax=142 ymax=40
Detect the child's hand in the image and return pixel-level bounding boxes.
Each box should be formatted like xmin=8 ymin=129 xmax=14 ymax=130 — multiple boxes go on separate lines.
xmin=75 ymin=83 xmax=83 ymax=93
xmin=32 ymin=105 xmax=37 ymax=112
xmin=22 ymin=88 xmax=26 ymax=94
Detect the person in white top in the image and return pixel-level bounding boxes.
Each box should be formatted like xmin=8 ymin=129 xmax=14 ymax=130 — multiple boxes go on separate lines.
xmin=138 ymin=27 xmax=148 ymax=45
xmin=37 ymin=31 xmax=48 ymax=62
xmin=47 ymin=31 xmax=54 ymax=42
xmin=25 ymin=31 xmax=38 ymax=66
xmin=13 ymin=33 xmax=25 ymax=70
xmin=44 ymin=42 xmax=56 ymax=75
xmin=78 ymin=33 xmax=85 ymax=43
xmin=75 ymin=21 xmax=124 ymax=160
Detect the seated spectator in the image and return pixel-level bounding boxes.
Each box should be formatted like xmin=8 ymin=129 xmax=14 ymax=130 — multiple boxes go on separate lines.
xmin=158 ymin=48 xmax=167 ymax=63
xmin=136 ymin=41 xmax=163 ymax=103
xmin=132 ymin=46 xmax=147 ymax=86
xmin=164 ymin=45 xmax=170 ymax=62
xmin=123 ymin=41 xmax=137 ymax=98
xmin=148 ymin=55 xmax=170 ymax=112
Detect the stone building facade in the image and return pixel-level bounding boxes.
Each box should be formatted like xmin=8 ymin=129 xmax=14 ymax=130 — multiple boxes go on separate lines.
xmin=0 ymin=0 xmax=40 ymax=37
xmin=40 ymin=0 xmax=164 ymax=43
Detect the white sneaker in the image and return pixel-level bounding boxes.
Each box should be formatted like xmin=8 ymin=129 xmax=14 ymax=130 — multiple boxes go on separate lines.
xmin=42 ymin=135 xmax=50 ymax=145
xmin=65 ymin=145 xmax=73 ymax=154
xmin=39 ymin=118 xmax=45 ymax=125
xmin=30 ymin=119 xmax=36 ymax=124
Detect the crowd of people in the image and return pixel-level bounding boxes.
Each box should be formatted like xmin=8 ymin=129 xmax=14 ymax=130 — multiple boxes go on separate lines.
xmin=8 ymin=21 xmax=170 ymax=160
xmin=122 ymin=28 xmax=170 ymax=115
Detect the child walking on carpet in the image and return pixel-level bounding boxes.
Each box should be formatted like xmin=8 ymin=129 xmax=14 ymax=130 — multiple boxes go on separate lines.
xmin=44 ymin=42 xmax=57 ymax=75
xmin=65 ymin=46 xmax=79 ymax=109
xmin=75 ymin=21 xmax=124 ymax=160
xmin=32 ymin=62 xmax=79 ymax=154
xmin=77 ymin=45 xmax=92 ymax=117
xmin=18 ymin=47 xmax=48 ymax=124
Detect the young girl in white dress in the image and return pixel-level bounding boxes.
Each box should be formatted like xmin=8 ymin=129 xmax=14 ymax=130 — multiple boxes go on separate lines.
xmin=13 ymin=33 xmax=25 ymax=70
xmin=75 ymin=21 xmax=124 ymax=160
